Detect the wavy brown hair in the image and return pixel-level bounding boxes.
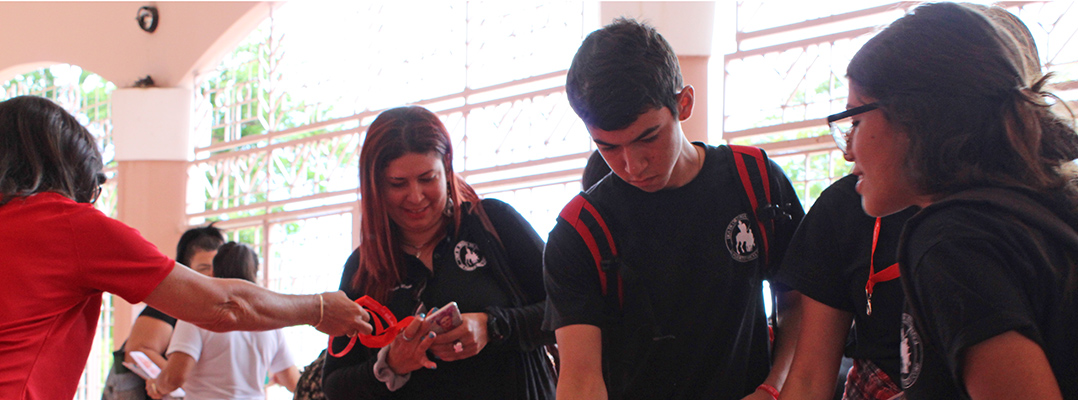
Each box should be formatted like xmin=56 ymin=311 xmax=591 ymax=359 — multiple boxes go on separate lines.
xmin=847 ymin=2 xmax=1078 ymax=203
xmin=849 ymin=2 xmax=1078 ymax=297
xmin=352 ymin=106 xmax=493 ymax=303
xmin=0 ymin=96 xmax=104 ymax=206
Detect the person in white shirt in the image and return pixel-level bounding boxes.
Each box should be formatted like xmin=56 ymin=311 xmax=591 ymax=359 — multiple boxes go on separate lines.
xmin=148 ymin=242 xmax=301 ymax=399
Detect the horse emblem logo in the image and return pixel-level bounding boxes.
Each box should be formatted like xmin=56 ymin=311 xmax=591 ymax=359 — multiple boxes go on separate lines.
xmin=724 ymin=213 xmax=758 ymax=262
xmin=453 ymin=240 xmax=487 ymax=271
xmin=900 ymin=313 xmax=924 ymax=389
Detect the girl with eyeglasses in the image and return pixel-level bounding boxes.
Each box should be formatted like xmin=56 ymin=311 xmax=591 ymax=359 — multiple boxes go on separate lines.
xmin=836 ymin=3 xmax=1077 ymax=399
xmin=775 ymin=4 xmax=1058 ymax=400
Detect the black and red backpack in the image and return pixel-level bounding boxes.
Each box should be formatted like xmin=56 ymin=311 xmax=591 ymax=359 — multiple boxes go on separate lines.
xmin=558 ymin=145 xmax=793 ymax=326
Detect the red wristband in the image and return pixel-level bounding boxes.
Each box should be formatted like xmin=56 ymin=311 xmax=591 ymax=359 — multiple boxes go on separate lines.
xmin=757 ymin=384 xmax=780 ymax=400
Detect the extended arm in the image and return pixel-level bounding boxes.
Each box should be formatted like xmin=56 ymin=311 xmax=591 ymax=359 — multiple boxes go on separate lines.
xmin=556 ymin=324 xmax=607 ymax=400
xmin=962 ymin=331 xmax=1062 ymax=400
xmin=143 ymin=263 xmax=370 ymax=336
xmin=778 ymin=296 xmax=852 ymax=400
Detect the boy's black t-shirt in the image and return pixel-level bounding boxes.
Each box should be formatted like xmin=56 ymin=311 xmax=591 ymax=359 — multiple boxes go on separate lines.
xmin=543 ymin=143 xmax=803 ymax=400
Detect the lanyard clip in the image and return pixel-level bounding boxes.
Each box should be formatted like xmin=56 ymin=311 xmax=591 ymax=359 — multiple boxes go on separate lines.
xmin=865 ymin=291 xmax=873 ymax=316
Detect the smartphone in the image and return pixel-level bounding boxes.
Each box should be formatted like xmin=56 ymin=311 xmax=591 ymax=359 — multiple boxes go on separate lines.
xmin=425 ymin=301 xmax=463 ymax=334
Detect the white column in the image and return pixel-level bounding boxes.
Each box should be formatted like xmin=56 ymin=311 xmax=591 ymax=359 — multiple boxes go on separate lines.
xmin=109 ymin=87 xmax=193 ymax=348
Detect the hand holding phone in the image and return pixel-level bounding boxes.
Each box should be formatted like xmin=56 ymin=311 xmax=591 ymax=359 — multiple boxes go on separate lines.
xmin=425 ymin=301 xmax=463 ymax=334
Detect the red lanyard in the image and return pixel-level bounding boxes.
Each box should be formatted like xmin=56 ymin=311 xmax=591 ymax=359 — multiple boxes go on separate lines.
xmin=865 ymin=217 xmax=900 ymax=316
xmin=328 ymin=296 xmax=416 ymax=357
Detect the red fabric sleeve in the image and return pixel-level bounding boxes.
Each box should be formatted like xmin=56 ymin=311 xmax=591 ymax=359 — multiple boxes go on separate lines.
xmin=61 ymin=194 xmax=175 ymax=303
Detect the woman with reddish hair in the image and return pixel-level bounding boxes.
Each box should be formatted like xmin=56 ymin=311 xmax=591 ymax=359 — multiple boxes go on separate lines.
xmin=322 ymin=106 xmax=555 ymax=400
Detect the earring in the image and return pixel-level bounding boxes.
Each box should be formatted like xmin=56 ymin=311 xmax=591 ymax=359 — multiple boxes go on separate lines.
xmin=444 ymin=197 xmax=454 ymax=217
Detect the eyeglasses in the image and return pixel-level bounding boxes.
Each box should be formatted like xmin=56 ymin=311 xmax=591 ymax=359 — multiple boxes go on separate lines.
xmin=90 ymin=172 xmax=107 ymax=204
xmin=827 ymin=102 xmax=878 ymax=154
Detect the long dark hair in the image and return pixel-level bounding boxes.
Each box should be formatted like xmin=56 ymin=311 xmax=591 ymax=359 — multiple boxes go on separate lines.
xmin=353 ymin=106 xmax=491 ymax=303
xmin=0 ymin=96 xmax=104 ymax=206
xmin=212 ymin=242 xmax=258 ymax=283
xmin=848 ymin=2 xmax=1078 ymax=204
xmin=850 ymin=2 xmax=1078 ymax=297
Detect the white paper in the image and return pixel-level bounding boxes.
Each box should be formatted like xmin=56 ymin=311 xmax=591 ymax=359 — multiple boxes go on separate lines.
xmin=125 ymin=351 xmax=187 ymax=398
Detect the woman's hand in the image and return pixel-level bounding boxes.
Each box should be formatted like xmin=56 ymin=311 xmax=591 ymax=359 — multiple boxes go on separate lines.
xmin=316 ymin=291 xmax=373 ymax=337
xmin=386 ymin=317 xmax=438 ymax=375
xmin=144 ymin=378 xmax=165 ymax=400
xmin=428 ymin=312 xmax=489 ymax=362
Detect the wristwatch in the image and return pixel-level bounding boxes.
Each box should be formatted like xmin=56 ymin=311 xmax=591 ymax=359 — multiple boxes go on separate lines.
xmin=486 ymin=311 xmax=507 ymax=344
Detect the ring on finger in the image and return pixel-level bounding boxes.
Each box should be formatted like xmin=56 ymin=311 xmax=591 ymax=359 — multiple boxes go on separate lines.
xmin=401 ymin=332 xmax=414 ymax=341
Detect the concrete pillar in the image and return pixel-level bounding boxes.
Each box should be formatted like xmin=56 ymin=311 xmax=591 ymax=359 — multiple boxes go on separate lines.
xmin=109 ymin=87 xmax=193 ymax=348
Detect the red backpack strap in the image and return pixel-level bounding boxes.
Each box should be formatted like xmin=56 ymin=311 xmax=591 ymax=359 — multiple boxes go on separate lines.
xmin=729 ymin=145 xmax=774 ymax=267
xmin=558 ymin=194 xmax=623 ymax=308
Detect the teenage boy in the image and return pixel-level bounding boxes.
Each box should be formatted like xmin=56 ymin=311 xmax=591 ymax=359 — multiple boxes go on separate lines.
xmin=543 ymin=18 xmax=805 ymax=400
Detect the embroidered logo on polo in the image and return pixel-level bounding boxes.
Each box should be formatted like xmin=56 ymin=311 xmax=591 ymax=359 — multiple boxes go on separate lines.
xmin=453 ymin=240 xmax=486 ymax=271
xmin=900 ymin=313 xmax=923 ymax=389
xmin=724 ymin=213 xmax=758 ymax=262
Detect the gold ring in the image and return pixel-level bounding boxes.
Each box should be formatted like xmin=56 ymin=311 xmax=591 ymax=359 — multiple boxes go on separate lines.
xmin=151 ymin=382 xmax=159 ymax=395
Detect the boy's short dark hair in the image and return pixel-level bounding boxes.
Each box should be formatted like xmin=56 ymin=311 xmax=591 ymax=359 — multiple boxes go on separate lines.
xmin=176 ymin=223 xmax=225 ymax=266
xmin=566 ymin=18 xmax=683 ymax=131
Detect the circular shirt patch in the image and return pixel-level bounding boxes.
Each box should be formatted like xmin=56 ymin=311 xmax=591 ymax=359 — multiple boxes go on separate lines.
xmin=900 ymin=313 xmax=924 ymax=389
xmin=453 ymin=240 xmax=487 ymax=271
xmin=724 ymin=213 xmax=758 ymax=262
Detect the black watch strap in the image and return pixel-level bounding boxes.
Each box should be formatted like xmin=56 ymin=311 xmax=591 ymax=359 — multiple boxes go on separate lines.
xmin=486 ymin=311 xmax=507 ymax=345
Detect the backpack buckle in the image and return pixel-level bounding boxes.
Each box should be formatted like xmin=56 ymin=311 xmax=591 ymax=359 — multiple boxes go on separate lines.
xmin=758 ymin=203 xmax=792 ymax=222
xmin=600 ymin=257 xmax=620 ymax=272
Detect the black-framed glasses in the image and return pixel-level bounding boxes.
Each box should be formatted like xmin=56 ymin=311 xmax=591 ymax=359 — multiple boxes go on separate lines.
xmin=827 ymin=102 xmax=878 ymax=154
xmin=90 ymin=172 xmax=107 ymax=204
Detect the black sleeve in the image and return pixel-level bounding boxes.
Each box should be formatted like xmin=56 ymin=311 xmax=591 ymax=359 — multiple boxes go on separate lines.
xmin=322 ymin=249 xmax=389 ymax=400
xmin=139 ymin=305 xmax=177 ymax=327
xmin=774 ymin=175 xmax=861 ymax=312
xmin=765 ymin=157 xmax=806 ymax=288
xmin=481 ymin=199 xmax=555 ymax=352
xmin=542 ymin=212 xmax=606 ymax=332
xmin=902 ymin=214 xmax=1042 ymax=380
xmin=338 ymin=248 xmax=360 ymax=292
